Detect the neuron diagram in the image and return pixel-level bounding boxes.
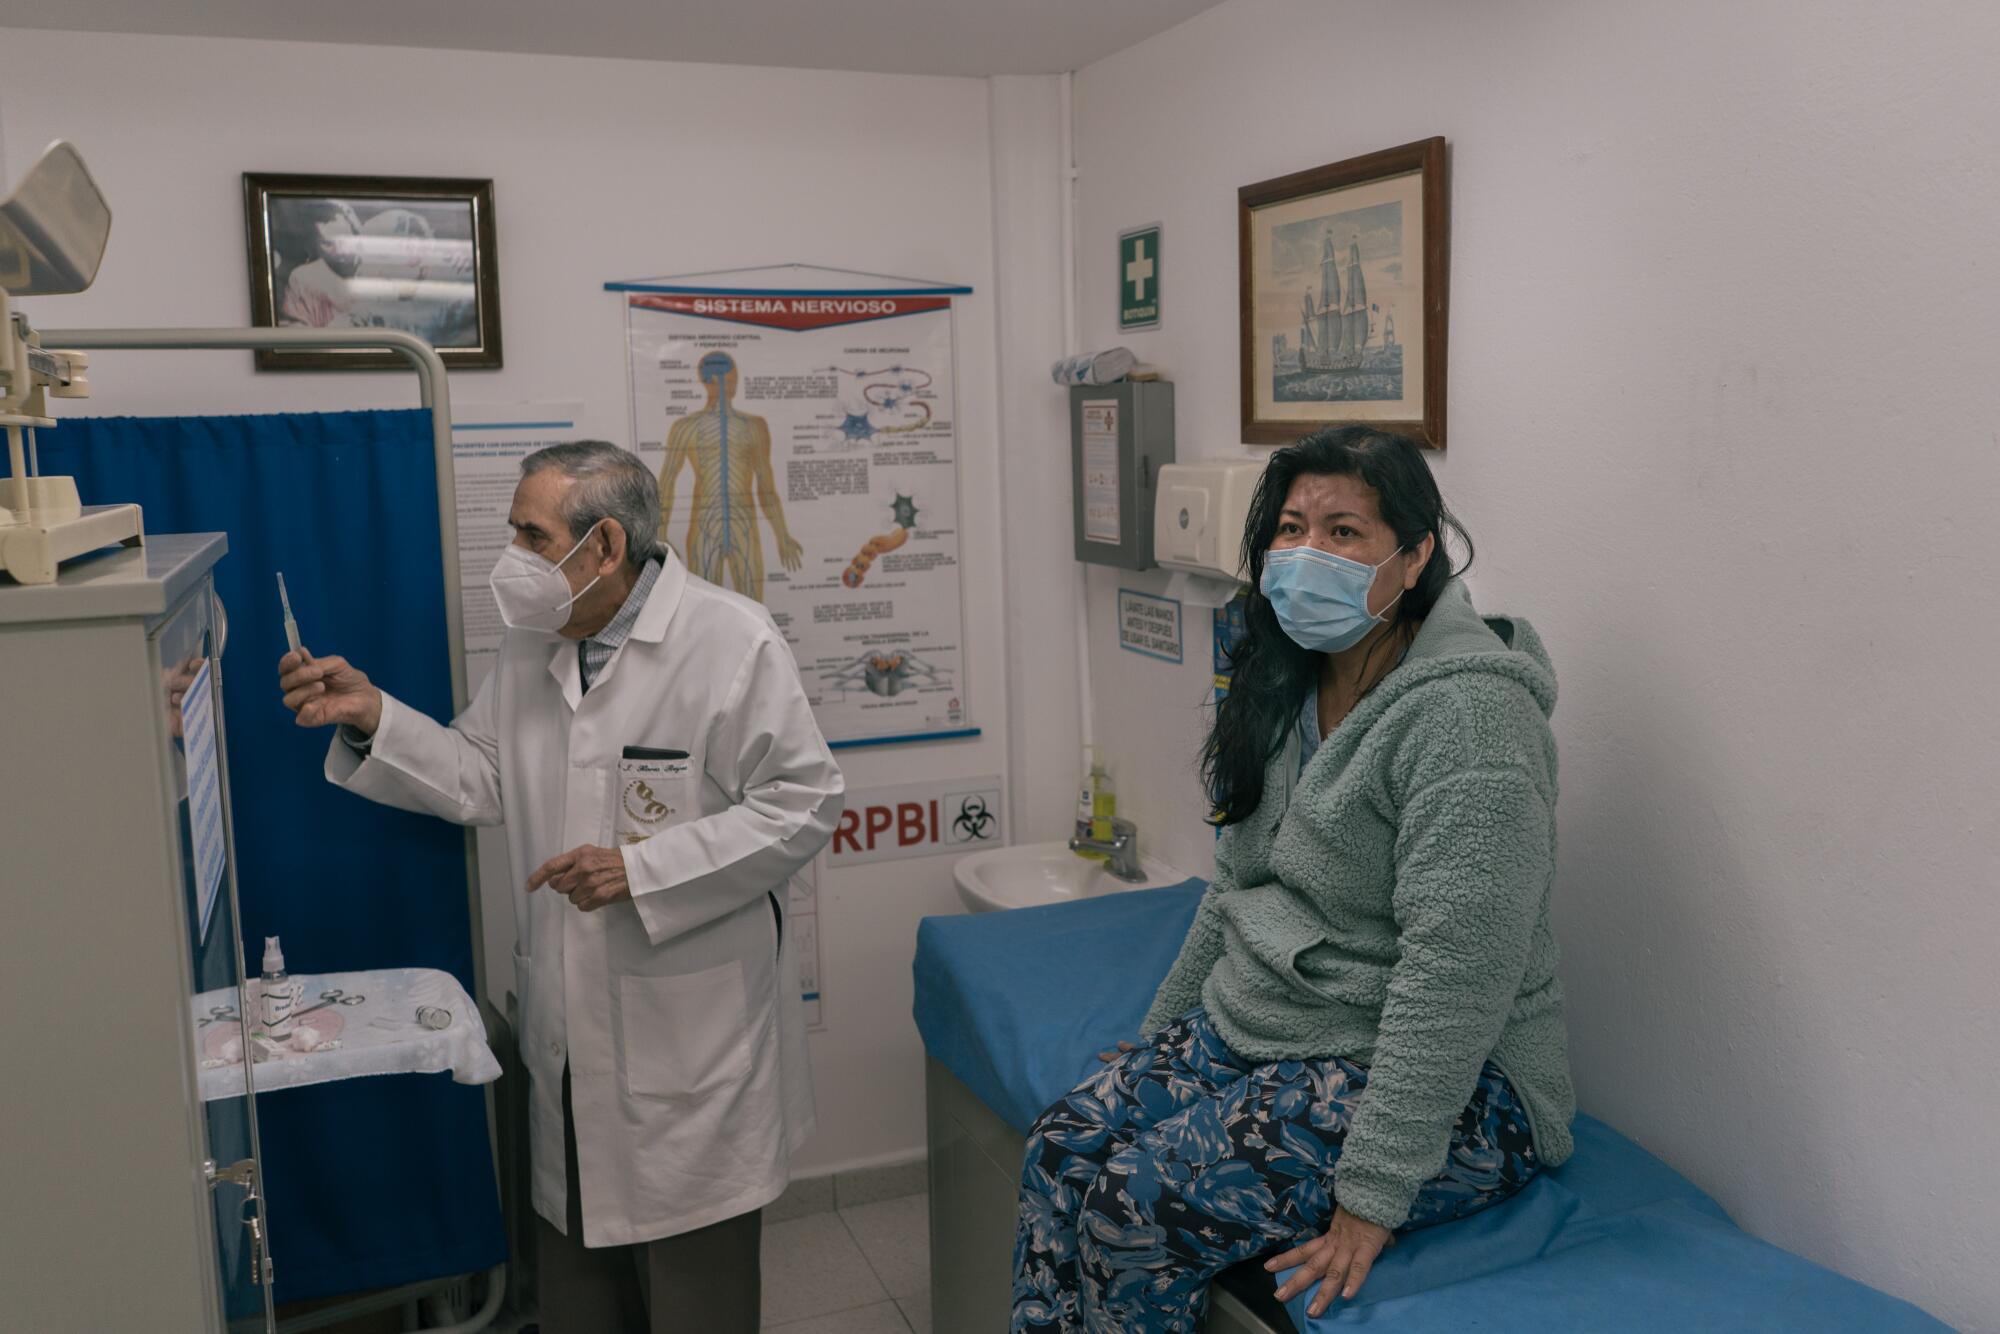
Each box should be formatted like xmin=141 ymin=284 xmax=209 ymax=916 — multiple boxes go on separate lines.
xmin=843 ymin=492 xmax=920 ymax=588
xmin=821 ymin=492 xmax=952 ymax=698
xmin=825 ymin=364 xmax=934 ymax=448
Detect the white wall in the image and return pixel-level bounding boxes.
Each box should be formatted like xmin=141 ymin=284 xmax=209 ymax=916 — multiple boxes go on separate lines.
xmin=0 ymin=26 xmax=1013 ymax=1176
xmin=1071 ymin=2 xmax=2000 ymax=1327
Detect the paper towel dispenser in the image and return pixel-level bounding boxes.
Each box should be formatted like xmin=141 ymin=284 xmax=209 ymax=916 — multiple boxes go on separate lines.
xmin=1153 ymin=459 xmax=1265 ymax=583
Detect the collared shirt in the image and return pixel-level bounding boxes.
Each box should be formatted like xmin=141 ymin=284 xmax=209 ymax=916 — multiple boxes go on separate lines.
xmin=579 ymin=555 xmax=661 ymax=692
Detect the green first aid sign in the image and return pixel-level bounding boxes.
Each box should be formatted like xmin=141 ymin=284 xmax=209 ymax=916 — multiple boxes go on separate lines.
xmin=1119 ymin=224 xmax=1161 ymax=330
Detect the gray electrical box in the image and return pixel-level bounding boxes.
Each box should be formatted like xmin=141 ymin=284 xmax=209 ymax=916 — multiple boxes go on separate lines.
xmin=1070 ymin=380 xmax=1175 ymax=570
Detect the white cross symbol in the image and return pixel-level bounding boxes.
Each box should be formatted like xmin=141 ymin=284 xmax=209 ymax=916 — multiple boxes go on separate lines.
xmin=1126 ymin=239 xmax=1154 ymax=300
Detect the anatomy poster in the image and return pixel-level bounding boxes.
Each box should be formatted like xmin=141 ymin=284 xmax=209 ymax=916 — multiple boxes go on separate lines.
xmin=620 ymin=274 xmax=972 ymax=746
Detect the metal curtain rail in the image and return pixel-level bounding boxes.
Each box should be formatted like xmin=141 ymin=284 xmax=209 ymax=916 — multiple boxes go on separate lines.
xmin=41 ymin=325 xmax=465 ymax=710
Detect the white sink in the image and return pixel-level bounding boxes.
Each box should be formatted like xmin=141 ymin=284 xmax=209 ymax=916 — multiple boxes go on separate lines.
xmin=953 ymin=840 xmax=1184 ymax=913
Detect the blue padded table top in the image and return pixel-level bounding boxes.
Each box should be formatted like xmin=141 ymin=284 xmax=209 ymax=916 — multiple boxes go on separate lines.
xmin=913 ymin=880 xmax=1947 ymax=1331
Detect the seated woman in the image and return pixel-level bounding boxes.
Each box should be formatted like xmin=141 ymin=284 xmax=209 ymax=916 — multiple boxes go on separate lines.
xmin=1012 ymin=427 xmax=1574 ymax=1332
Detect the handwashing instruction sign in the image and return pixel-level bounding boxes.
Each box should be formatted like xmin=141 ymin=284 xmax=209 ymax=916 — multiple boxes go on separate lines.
xmin=1118 ymin=588 xmax=1183 ymax=663
xmin=616 ymin=267 xmax=974 ymax=747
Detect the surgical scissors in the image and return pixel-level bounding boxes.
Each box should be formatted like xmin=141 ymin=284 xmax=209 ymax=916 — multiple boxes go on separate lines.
xmin=289 ymin=988 xmax=365 ymax=1022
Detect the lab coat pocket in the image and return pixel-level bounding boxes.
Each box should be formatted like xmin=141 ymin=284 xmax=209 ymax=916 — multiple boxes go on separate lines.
xmin=616 ymin=751 xmax=694 ymax=846
xmin=616 ymin=964 xmax=755 ymax=1101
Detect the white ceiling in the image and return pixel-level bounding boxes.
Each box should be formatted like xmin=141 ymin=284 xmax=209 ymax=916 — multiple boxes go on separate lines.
xmin=0 ymin=0 xmax=1227 ymax=76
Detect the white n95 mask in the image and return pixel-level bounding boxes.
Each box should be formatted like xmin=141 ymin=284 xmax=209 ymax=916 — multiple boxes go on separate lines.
xmin=489 ymin=520 xmax=603 ymax=634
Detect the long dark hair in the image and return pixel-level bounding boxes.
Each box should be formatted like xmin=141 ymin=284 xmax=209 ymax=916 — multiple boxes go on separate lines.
xmin=1204 ymin=426 xmax=1473 ymax=826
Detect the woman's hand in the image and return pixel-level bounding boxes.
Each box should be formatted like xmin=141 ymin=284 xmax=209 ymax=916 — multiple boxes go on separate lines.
xmin=1097 ymin=1039 xmax=1140 ymax=1063
xmin=1266 ymin=1205 xmax=1394 ymax=1316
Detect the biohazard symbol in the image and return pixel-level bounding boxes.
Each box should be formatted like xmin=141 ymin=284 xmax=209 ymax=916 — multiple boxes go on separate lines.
xmin=953 ymin=795 xmax=997 ymax=842
xmin=624 ymin=778 xmax=673 ymax=824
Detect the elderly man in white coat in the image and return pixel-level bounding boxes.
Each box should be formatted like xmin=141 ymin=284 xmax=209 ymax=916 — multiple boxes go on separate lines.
xmin=276 ymin=441 xmax=843 ymax=1332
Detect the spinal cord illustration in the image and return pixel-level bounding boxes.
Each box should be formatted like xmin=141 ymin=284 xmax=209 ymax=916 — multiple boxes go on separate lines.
xmin=660 ymin=351 xmax=803 ymax=601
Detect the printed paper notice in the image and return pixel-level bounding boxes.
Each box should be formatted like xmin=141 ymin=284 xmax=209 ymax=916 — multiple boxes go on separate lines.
xmin=452 ymin=402 xmax=588 ymax=694
xmin=790 ymin=859 xmax=825 ymax=1030
xmin=181 ymin=658 xmax=227 ymax=944
xmin=1082 ymin=399 xmax=1121 ymax=544
xmin=1118 ymin=589 xmax=1183 ymax=663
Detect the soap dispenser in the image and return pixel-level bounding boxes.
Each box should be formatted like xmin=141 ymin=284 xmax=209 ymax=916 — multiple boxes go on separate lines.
xmin=1073 ymin=748 xmax=1117 ymax=860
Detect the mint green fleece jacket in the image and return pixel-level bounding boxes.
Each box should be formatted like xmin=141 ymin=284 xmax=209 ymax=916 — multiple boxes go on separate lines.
xmin=1141 ymin=580 xmax=1574 ymax=1229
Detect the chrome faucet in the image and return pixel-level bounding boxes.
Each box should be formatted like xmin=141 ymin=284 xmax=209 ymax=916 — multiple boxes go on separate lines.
xmin=1069 ymin=817 xmax=1145 ymax=882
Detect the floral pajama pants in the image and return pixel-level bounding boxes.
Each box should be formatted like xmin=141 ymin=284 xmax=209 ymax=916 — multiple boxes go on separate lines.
xmin=1010 ymin=1007 xmax=1538 ymax=1333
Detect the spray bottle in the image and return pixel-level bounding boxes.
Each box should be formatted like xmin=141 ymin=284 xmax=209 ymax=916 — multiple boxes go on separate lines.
xmin=259 ymin=936 xmax=299 ymax=1037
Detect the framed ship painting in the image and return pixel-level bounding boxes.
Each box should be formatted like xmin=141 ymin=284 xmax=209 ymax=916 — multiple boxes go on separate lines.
xmin=1239 ymin=137 xmax=1448 ymax=449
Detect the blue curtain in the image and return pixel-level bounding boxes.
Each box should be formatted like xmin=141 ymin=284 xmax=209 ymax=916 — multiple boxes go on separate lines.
xmin=42 ymin=411 xmax=506 ymax=1306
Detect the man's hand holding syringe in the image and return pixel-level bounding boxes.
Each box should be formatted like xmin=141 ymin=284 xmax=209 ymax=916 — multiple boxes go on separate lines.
xmin=274 ymin=572 xmax=383 ymax=735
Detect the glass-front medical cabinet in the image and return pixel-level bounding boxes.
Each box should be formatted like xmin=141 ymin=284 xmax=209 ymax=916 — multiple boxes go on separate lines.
xmin=0 ymin=533 xmax=277 ymax=1332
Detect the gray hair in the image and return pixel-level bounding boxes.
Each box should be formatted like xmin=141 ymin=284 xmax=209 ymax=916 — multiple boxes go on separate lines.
xmin=520 ymin=440 xmax=661 ymax=571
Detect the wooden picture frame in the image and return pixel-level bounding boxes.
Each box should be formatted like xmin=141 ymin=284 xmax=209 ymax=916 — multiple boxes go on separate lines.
xmin=1239 ymin=137 xmax=1448 ymax=448
xmin=243 ymin=173 xmax=502 ymax=370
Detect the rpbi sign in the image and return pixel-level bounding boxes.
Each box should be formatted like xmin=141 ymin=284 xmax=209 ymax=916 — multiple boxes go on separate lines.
xmin=827 ymin=775 xmax=1006 ymax=867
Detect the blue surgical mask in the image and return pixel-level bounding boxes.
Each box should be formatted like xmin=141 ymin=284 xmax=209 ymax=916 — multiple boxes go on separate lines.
xmin=1260 ymin=544 xmax=1405 ymax=653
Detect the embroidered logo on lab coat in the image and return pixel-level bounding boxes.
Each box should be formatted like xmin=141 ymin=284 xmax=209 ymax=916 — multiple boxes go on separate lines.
xmin=617 ymin=755 xmax=692 ymax=844
xmin=623 ymin=778 xmax=675 ymax=825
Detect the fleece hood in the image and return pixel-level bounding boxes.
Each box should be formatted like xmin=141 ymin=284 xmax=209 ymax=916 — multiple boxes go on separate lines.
xmin=1380 ymin=579 xmax=1557 ymax=720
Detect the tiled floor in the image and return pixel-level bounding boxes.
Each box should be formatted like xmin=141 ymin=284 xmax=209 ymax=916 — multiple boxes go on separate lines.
xmin=762 ymin=1189 xmax=930 ymax=1332
xmin=486 ymin=1176 xmax=932 ymax=1334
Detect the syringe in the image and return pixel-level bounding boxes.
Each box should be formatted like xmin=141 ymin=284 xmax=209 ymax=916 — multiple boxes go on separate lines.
xmin=277 ymin=572 xmax=301 ymax=655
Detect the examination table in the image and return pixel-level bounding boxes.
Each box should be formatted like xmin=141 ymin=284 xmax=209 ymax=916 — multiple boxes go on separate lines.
xmin=913 ymin=879 xmax=1947 ymax=1332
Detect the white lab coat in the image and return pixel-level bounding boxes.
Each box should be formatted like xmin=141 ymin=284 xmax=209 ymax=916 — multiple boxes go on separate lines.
xmin=326 ymin=550 xmax=842 ymax=1246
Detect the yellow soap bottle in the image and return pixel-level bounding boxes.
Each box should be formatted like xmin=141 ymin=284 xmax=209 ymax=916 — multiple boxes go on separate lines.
xmin=1074 ymin=747 xmax=1117 ymax=860
xmin=1091 ymin=756 xmax=1118 ymax=846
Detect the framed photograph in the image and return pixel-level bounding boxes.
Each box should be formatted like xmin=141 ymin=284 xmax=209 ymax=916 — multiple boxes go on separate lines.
xmin=1239 ymin=137 xmax=1447 ymax=448
xmin=243 ymin=173 xmax=502 ymax=370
